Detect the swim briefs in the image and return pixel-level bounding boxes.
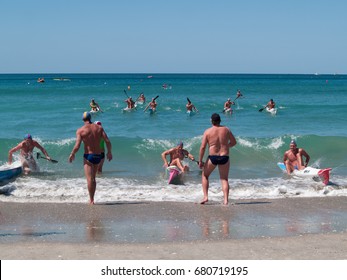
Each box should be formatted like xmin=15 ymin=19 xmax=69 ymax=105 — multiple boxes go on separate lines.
xmin=208 ymin=155 xmax=229 ymax=165
xmin=84 ymin=154 xmax=102 ymax=165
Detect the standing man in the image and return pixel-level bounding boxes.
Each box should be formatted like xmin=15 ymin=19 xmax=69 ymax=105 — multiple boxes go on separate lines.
xmin=198 ymin=113 xmax=237 ymax=205
xmin=283 ymin=139 xmax=310 ymax=174
xmin=8 ymin=134 xmax=52 ymax=174
xmin=69 ymin=112 xmax=112 ymax=204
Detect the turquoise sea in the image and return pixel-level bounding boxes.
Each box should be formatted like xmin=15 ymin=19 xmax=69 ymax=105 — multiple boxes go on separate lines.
xmin=1 ymin=74 xmax=347 ymax=203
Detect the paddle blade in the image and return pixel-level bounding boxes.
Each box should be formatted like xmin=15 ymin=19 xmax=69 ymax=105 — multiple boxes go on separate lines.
xmin=187 ymin=97 xmax=191 ymax=103
xmin=50 ymin=159 xmax=58 ymax=163
xmin=36 ymin=153 xmax=41 ymax=159
xmin=259 ymin=108 xmax=264 ymax=112
xmin=154 ymin=95 xmax=159 ymax=100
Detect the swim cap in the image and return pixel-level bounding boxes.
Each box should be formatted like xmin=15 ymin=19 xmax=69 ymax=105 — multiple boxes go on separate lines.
xmin=82 ymin=111 xmax=91 ymax=122
xmin=211 ymin=113 xmax=221 ymax=123
xmin=290 ymin=139 xmax=297 ymax=146
xmin=94 ymin=121 xmax=102 ymax=126
xmin=24 ymin=133 xmax=32 ymax=140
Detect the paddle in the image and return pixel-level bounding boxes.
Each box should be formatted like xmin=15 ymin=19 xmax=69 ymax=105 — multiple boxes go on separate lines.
xmin=36 ymin=153 xmax=58 ymax=163
xmin=123 ymin=89 xmax=129 ymax=98
xmin=144 ymin=95 xmax=159 ymax=112
xmin=259 ymin=106 xmax=267 ymax=112
xmin=135 ymin=92 xmax=143 ymax=102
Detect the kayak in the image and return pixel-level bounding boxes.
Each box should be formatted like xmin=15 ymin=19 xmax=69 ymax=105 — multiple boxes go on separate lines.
xmin=266 ymin=107 xmax=277 ymax=115
xmin=0 ymin=162 xmax=23 ymax=184
xmin=135 ymin=100 xmax=145 ymax=106
xmin=90 ymin=108 xmax=100 ymax=115
xmin=277 ymin=162 xmax=331 ymax=185
xmin=223 ymin=107 xmax=233 ymax=114
xmin=122 ymin=105 xmax=137 ymax=113
xmin=166 ymin=166 xmax=184 ymax=185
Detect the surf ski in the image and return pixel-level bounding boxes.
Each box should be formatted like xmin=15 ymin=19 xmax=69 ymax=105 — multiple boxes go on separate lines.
xmin=277 ymin=162 xmax=331 ymax=185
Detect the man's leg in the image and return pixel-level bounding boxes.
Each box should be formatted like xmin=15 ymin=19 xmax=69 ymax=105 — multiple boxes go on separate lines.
xmin=84 ymin=161 xmax=96 ymax=204
xmin=218 ymin=160 xmax=230 ymax=205
xmin=201 ymin=159 xmax=216 ymax=204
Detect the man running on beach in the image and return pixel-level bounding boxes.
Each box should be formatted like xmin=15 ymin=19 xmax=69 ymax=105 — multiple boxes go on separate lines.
xmin=161 ymin=142 xmax=195 ymax=172
xmin=283 ymin=140 xmax=310 ymax=174
xmin=198 ymin=113 xmax=237 ymax=205
xmin=69 ymin=112 xmax=112 ymax=204
xmin=8 ymin=134 xmax=52 ymax=174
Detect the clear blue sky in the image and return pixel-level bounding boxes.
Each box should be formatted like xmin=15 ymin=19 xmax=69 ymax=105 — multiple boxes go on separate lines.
xmin=1 ymin=0 xmax=346 ymax=74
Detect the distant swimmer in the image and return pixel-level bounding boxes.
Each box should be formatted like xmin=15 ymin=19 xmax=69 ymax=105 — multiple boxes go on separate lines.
xmin=283 ymin=140 xmax=310 ymax=174
xmin=69 ymin=112 xmax=112 ymax=204
xmin=90 ymin=98 xmax=102 ymax=112
xmin=8 ymin=134 xmax=52 ymax=174
xmin=198 ymin=113 xmax=237 ymax=205
xmin=37 ymin=78 xmax=45 ymax=83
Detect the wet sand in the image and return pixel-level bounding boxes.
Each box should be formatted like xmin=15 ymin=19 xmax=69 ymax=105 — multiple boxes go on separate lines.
xmin=1 ymin=197 xmax=347 ymax=259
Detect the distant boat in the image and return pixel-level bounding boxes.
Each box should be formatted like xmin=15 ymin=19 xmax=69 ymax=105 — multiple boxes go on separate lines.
xmin=53 ymin=78 xmax=71 ymax=81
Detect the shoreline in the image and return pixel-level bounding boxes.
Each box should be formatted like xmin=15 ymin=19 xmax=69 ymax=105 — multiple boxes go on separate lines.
xmin=1 ymin=197 xmax=347 ymax=259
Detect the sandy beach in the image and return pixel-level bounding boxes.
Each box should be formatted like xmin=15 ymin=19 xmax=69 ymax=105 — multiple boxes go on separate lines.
xmin=1 ymin=197 xmax=347 ymax=260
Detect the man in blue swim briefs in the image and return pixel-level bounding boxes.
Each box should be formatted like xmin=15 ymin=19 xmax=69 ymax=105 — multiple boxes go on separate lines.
xmin=69 ymin=112 xmax=112 ymax=204
xmin=198 ymin=113 xmax=237 ymax=205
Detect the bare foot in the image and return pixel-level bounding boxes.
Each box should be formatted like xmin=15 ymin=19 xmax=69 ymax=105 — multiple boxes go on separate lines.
xmin=89 ymin=200 xmax=95 ymax=205
xmin=200 ymin=198 xmax=208 ymax=204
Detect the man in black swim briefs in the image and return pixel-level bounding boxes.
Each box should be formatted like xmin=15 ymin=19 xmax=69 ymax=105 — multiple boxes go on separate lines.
xmin=69 ymin=112 xmax=112 ymax=204
xmin=199 ymin=113 xmax=237 ymax=205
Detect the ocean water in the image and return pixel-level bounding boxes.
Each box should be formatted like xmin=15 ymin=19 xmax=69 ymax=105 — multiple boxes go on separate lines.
xmin=1 ymin=73 xmax=347 ymax=203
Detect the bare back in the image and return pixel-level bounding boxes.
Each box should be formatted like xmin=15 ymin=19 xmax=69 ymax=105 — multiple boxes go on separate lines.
xmin=202 ymin=125 xmax=236 ymax=156
xmin=77 ymin=123 xmax=104 ymax=154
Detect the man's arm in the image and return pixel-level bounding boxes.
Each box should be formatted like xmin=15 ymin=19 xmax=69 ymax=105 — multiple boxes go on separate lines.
xmin=102 ymin=129 xmax=112 ymax=161
xmin=8 ymin=143 xmax=22 ymax=164
xmin=34 ymin=141 xmax=51 ymax=159
xmin=301 ymin=149 xmax=310 ymax=167
xmin=161 ymin=149 xmax=172 ymax=167
xmin=228 ymin=129 xmax=237 ymax=148
xmin=283 ymin=151 xmax=288 ymax=163
xmin=69 ymin=131 xmax=82 ymax=163
xmin=199 ymin=132 xmax=207 ymax=168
